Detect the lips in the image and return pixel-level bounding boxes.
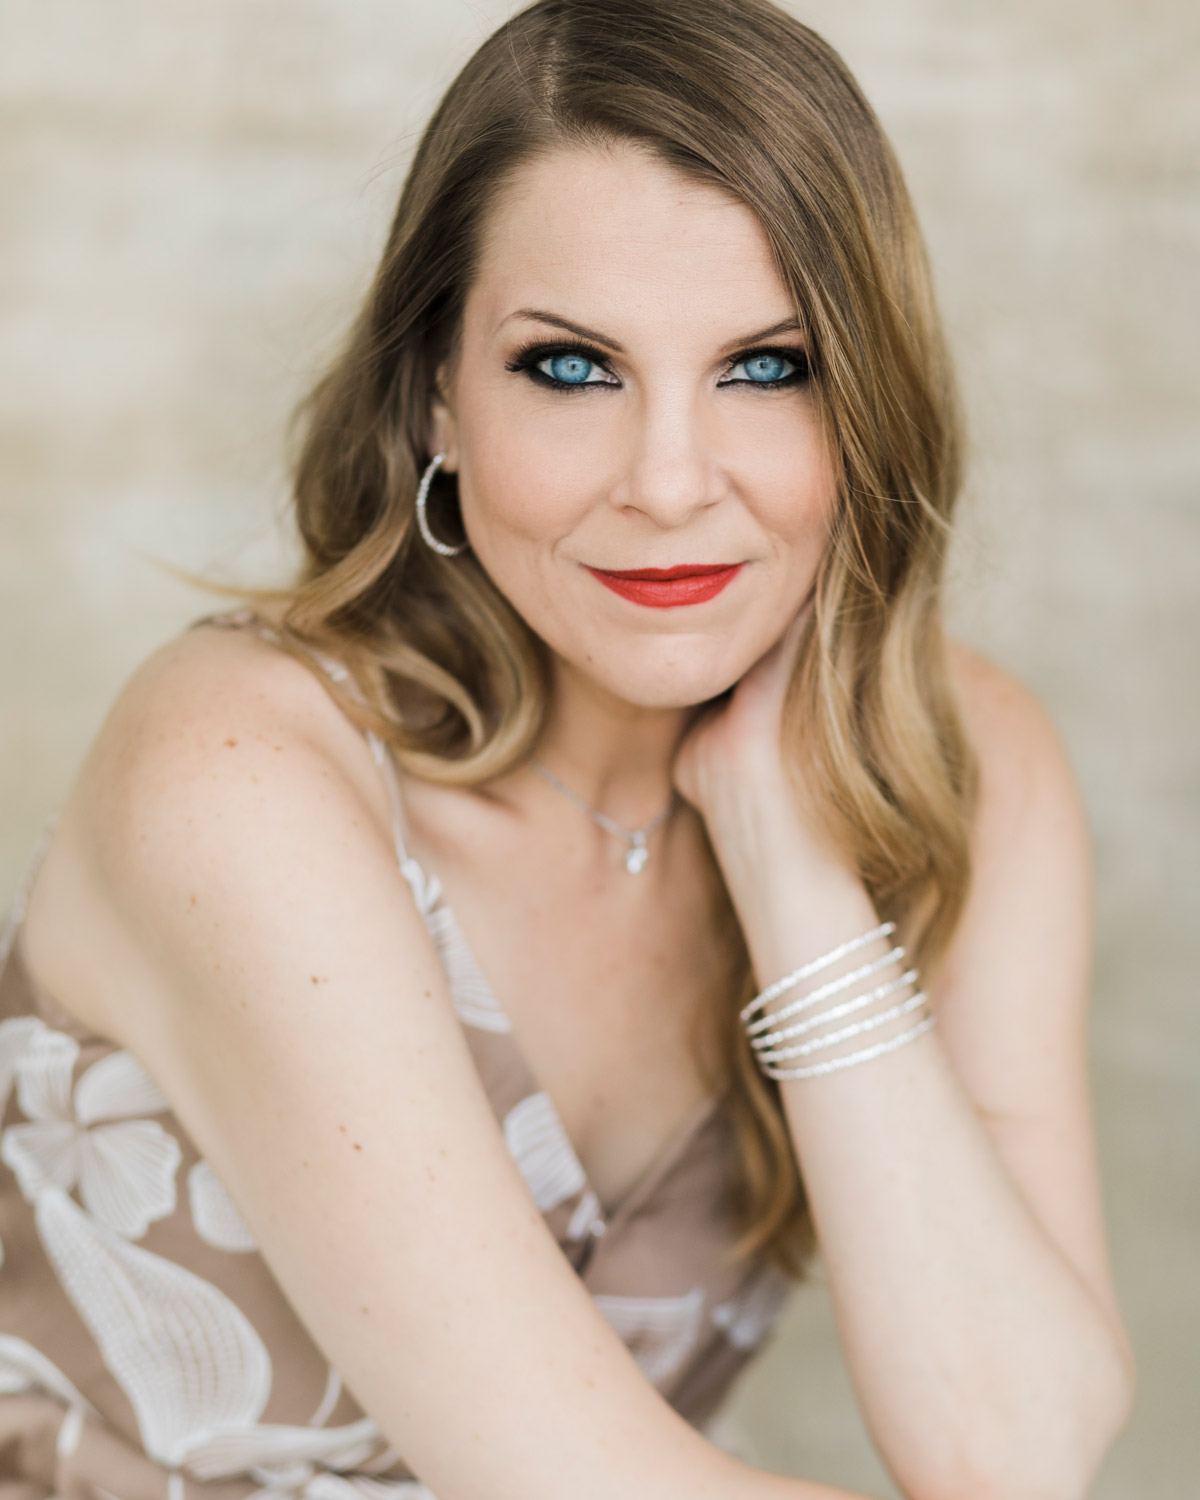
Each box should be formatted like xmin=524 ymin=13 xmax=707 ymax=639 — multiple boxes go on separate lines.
xmin=584 ymin=562 xmax=744 ymax=608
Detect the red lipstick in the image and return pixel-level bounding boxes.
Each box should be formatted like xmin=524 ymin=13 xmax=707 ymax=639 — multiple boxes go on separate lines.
xmin=584 ymin=562 xmax=743 ymax=608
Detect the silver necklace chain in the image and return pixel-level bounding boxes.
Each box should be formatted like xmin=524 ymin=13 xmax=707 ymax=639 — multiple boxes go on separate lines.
xmin=530 ymin=759 xmax=676 ymax=874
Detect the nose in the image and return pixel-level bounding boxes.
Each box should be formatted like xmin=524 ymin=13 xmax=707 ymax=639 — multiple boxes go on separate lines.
xmin=610 ymin=388 xmax=727 ymax=528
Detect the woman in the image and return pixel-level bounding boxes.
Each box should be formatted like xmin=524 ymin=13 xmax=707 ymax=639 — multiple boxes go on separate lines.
xmin=0 ymin=1 xmax=1134 ymax=1497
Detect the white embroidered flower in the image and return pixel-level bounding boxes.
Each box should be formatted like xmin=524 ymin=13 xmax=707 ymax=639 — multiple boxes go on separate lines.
xmin=1 ymin=1027 xmax=181 ymax=1238
xmin=502 ymin=1091 xmax=586 ymax=1211
xmin=711 ymin=1264 xmax=792 ymax=1350
xmin=390 ymin=842 xmax=512 ymax=1035
xmin=0 ymin=1015 xmax=46 ymax=1116
xmin=0 ymin=1015 xmax=50 ymax=1265
xmin=0 ymin=1330 xmax=102 ymax=1462
xmin=592 ymin=1286 xmax=707 ymax=1385
xmin=423 ymin=904 xmax=512 ymax=1034
xmin=35 ymin=1185 xmax=275 ymax=1464
xmin=0 ymin=1331 xmax=99 ymax=1413
xmin=246 ymin=1470 xmax=437 ymax=1500
xmin=189 ymin=1160 xmax=258 ymax=1252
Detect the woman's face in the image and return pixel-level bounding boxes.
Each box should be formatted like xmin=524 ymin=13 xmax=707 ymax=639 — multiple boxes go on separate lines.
xmin=431 ymin=142 xmax=839 ymax=710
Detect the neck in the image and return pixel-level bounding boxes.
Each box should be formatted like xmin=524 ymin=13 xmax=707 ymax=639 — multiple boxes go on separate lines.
xmin=533 ymin=655 xmax=699 ymax=825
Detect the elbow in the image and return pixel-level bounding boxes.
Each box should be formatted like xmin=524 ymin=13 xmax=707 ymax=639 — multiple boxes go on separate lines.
xmin=1084 ymin=1336 xmax=1138 ymax=1481
xmin=1105 ymin=1334 xmax=1139 ymax=1441
xmin=895 ymin=1343 xmax=1138 ymax=1500
xmin=1042 ymin=1347 xmax=1136 ymax=1500
xmin=1058 ymin=1323 xmax=1138 ymax=1498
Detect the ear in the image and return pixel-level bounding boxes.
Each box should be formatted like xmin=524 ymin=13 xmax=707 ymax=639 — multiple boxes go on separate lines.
xmin=427 ymin=377 xmax=460 ymax=474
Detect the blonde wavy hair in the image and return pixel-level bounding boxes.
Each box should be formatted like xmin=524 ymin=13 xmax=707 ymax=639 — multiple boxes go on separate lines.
xmin=251 ymin=0 xmax=976 ymax=1280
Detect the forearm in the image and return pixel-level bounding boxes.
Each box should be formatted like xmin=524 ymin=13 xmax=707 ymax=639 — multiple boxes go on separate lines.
xmin=728 ymin=829 xmax=1131 ymax=1499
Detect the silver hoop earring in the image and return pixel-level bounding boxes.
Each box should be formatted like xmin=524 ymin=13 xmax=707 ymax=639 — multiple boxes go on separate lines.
xmin=415 ymin=452 xmax=468 ymax=557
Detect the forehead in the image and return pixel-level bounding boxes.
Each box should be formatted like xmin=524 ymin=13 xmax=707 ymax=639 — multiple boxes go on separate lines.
xmin=465 ymin=143 xmax=792 ymax=343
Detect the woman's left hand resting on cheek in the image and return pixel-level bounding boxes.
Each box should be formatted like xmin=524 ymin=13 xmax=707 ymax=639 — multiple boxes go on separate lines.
xmin=673 ymin=614 xmax=1136 ymax=1500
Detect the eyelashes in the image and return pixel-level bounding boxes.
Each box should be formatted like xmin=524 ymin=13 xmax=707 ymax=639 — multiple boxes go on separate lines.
xmin=503 ymin=339 xmax=812 ymax=393
xmin=505 ymin=342 xmax=619 ymax=391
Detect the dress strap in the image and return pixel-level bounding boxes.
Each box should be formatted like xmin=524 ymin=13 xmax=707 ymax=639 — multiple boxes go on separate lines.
xmin=191 ymin=608 xmax=416 ymax=872
xmin=363 ymin=730 xmax=416 ymax=871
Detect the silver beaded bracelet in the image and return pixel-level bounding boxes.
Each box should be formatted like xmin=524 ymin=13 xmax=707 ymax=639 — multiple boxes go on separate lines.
xmin=739 ymin=921 xmax=896 ymax=1023
xmin=760 ymin=1013 xmax=936 ymax=1081
xmin=742 ymin=920 xmax=934 ymax=1083
xmin=755 ymin=988 xmax=930 ymax=1065
xmin=744 ymin=946 xmax=908 ymax=1038
xmin=750 ymin=968 xmax=920 ymax=1050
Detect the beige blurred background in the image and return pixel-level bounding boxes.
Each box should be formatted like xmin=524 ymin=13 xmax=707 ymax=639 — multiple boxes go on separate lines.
xmin=1 ymin=1 xmax=1196 ymax=1493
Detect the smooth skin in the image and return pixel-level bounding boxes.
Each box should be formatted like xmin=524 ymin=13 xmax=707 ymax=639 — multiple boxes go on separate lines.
xmin=23 ymin=143 xmax=1134 ymax=1500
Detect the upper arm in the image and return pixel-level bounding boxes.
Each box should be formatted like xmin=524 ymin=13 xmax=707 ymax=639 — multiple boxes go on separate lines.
xmin=56 ymin=628 xmax=725 ymax=1500
xmin=936 ymin=643 xmax=1131 ymax=1366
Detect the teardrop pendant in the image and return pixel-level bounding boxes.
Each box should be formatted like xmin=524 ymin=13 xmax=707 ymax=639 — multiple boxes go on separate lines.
xmin=625 ymin=836 xmax=649 ymax=874
xmin=529 ymin=759 xmax=673 ymax=874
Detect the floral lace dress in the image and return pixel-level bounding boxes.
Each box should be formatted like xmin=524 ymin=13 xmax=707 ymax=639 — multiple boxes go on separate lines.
xmin=0 ymin=612 xmax=793 ymax=1500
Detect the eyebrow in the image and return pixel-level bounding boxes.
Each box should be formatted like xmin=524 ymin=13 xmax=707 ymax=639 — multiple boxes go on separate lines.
xmin=500 ymin=308 xmax=805 ymax=354
xmin=502 ymin=309 xmax=626 ymax=352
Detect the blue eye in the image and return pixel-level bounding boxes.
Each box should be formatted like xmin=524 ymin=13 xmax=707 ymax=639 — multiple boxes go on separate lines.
xmin=726 ymin=351 xmax=805 ymax=385
xmin=538 ymin=352 xmax=612 ymax=385
xmin=505 ymin=343 xmax=618 ymax=390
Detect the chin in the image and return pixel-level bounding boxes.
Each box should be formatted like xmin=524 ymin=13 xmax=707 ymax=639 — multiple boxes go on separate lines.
xmin=574 ymin=636 xmax=753 ymax=711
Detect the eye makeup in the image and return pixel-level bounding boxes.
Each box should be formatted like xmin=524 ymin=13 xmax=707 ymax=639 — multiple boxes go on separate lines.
xmin=503 ymin=339 xmax=811 ymax=392
xmin=504 ymin=340 xmax=618 ymax=390
xmin=720 ymin=347 xmax=811 ymax=388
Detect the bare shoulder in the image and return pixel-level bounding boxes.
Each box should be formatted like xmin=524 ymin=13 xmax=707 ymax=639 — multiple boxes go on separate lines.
xmin=944 ymin=638 xmax=1088 ymax=853
xmin=23 ymin=616 xmax=395 ymax=1041
xmin=946 ymin=638 xmax=1070 ymax=779
xmin=936 ymin=639 xmax=1093 ymax=1067
xmin=82 ymin=617 xmax=385 ymax=813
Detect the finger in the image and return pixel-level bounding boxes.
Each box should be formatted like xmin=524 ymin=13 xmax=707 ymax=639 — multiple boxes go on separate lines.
xmin=745 ymin=598 xmax=814 ymax=709
xmin=780 ymin=595 xmax=815 ymax=661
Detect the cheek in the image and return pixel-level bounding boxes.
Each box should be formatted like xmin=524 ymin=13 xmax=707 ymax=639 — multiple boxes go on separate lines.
xmin=741 ymin=415 xmax=840 ymax=553
xmin=456 ymin=401 xmax=604 ymax=543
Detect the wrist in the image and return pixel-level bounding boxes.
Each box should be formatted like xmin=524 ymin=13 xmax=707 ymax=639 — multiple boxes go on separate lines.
xmin=738 ymin=864 xmax=880 ymax=993
xmin=700 ymin=776 xmax=869 ymax=968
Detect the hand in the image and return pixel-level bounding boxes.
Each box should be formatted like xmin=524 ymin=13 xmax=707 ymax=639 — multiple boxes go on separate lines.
xmin=673 ymin=602 xmax=812 ymax=824
xmin=673 ymin=601 xmax=875 ymax=970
